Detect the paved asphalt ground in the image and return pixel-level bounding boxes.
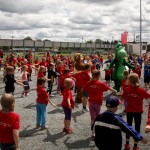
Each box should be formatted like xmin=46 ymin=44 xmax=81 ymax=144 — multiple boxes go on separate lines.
xmin=0 ymin=66 xmax=150 ymax=150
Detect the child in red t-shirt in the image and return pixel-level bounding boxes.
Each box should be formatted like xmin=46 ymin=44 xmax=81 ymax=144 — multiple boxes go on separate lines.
xmin=82 ymin=70 xmax=117 ymax=138
xmin=61 ymin=78 xmax=74 ymax=134
xmin=56 ymin=61 xmax=64 ymax=94
xmin=122 ymin=73 xmax=150 ymax=150
xmin=132 ymin=63 xmax=141 ymax=79
xmin=34 ymin=58 xmax=40 ymax=75
xmin=104 ymin=63 xmax=112 ymax=86
xmin=36 ymin=78 xmax=56 ymax=129
xmin=0 ymin=58 xmax=2 ymax=71
xmin=0 ymin=94 xmax=20 ymax=150
xmin=37 ymin=66 xmax=50 ymax=87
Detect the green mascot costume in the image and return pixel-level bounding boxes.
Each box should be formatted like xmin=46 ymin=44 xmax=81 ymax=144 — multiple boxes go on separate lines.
xmin=106 ymin=42 xmax=135 ymax=92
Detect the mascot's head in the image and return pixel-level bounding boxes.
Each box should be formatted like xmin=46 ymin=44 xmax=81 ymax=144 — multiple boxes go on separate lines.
xmin=115 ymin=42 xmax=127 ymax=59
xmin=74 ymin=53 xmax=83 ymax=63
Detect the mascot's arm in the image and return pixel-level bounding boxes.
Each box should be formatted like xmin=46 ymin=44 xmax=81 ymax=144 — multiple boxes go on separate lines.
xmin=105 ymin=59 xmax=115 ymax=70
xmin=124 ymin=60 xmax=135 ymax=69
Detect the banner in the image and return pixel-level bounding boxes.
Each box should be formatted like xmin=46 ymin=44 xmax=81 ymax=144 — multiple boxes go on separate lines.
xmin=121 ymin=31 xmax=128 ymax=44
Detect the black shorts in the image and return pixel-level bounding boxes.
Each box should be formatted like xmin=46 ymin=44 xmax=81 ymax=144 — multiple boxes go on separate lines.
xmin=63 ymin=107 xmax=72 ymax=120
xmin=82 ymin=91 xmax=89 ymax=97
xmin=23 ymin=81 xmax=30 ymax=91
xmin=0 ymin=142 xmax=16 ymax=150
xmin=105 ymin=75 xmax=111 ymax=81
xmin=144 ymin=76 xmax=150 ymax=83
xmin=5 ymin=86 xmax=15 ymax=94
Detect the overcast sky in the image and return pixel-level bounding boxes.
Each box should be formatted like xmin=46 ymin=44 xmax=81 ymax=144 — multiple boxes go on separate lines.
xmin=0 ymin=0 xmax=149 ymax=43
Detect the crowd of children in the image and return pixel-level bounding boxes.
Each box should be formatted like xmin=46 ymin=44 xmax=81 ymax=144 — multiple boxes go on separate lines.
xmin=1 ymin=50 xmax=150 ymax=150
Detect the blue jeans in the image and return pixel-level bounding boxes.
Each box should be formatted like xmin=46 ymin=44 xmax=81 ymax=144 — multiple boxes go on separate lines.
xmin=36 ymin=103 xmax=47 ymax=127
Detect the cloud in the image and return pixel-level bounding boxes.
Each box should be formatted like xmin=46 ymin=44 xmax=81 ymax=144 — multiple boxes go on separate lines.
xmin=71 ymin=0 xmax=123 ymax=5
xmin=0 ymin=0 xmax=44 ymax=14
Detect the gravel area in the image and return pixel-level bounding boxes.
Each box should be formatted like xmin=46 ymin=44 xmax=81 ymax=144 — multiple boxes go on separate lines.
xmin=0 ymin=67 xmax=150 ymax=150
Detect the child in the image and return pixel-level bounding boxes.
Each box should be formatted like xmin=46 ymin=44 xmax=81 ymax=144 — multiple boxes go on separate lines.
xmin=61 ymin=78 xmax=74 ymax=134
xmin=37 ymin=66 xmax=50 ymax=87
xmin=4 ymin=66 xmax=25 ymax=95
xmin=104 ymin=63 xmax=112 ymax=86
xmin=0 ymin=94 xmax=20 ymax=150
xmin=0 ymin=58 xmax=2 ymax=71
xmin=36 ymin=78 xmax=56 ymax=129
xmin=143 ymin=60 xmax=150 ymax=90
xmin=56 ymin=61 xmax=64 ymax=94
xmin=60 ymin=68 xmax=71 ymax=93
xmin=92 ymin=96 xmax=147 ymax=150
xmin=47 ymin=63 xmax=57 ymax=96
xmin=132 ymin=63 xmax=141 ymax=79
xmin=34 ymin=58 xmax=40 ymax=75
xmin=20 ymin=65 xmax=30 ymax=97
xmin=82 ymin=70 xmax=117 ymax=138
xmin=121 ymin=73 xmax=150 ymax=150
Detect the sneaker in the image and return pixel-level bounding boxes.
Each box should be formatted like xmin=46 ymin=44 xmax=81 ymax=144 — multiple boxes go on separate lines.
xmin=65 ymin=128 xmax=73 ymax=134
xmin=21 ymin=95 xmax=24 ymax=98
xmin=35 ymin=125 xmax=41 ymax=129
xmin=133 ymin=147 xmax=139 ymax=150
xmin=50 ymin=94 xmax=55 ymax=97
xmin=41 ymin=125 xmax=48 ymax=130
xmin=124 ymin=144 xmax=130 ymax=150
xmin=82 ymin=108 xmax=89 ymax=113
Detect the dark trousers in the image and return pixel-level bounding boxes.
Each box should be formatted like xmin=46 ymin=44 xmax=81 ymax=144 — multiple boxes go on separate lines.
xmin=47 ymin=81 xmax=53 ymax=95
xmin=126 ymin=112 xmax=142 ymax=141
xmin=0 ymin=142 xmax=16 ymax=150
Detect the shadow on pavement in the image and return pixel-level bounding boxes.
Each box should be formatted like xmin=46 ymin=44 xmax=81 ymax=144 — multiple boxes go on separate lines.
xmin=43 ymin=129 xmax=66 ymax=145
xmin=20 ymin=125 xmax=45 ymax=139
xmin=23 ymin=103 xmax=36 ymax=109
xmin=72 ymin=111 xmax=84 ymax=123
xmin=64 ymin=136 xmax=95 ymax=149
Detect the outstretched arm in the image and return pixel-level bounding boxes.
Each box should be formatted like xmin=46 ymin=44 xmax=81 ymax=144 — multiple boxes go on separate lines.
xmin=105 ymin=59 xmax=115 ymax=70
xmin=124 ymin=60 xmax=135 ymax=69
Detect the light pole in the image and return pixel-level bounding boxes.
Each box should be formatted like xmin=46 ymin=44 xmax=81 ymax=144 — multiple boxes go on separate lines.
xmin=140 ymin=0 xmax=142 ymax=55
xmin=11 ymin=36 xmax=14 ymax=51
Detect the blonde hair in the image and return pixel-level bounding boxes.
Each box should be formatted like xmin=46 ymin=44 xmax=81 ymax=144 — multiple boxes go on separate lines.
xmin=128 ymin=73 xmax=139 ymax=87
xmin=39 ymin=66 xmax=45 ymax=72
xmin=1 ymin=94 xmax=15 ymax=111
xmin=123 ymin=70 xmax=129 ymax=79
xmin=5 ymin=66 xmax=14 ymax=74
xmin=22 ymin=65 xmax=27 ymax=71
xmin=64 ymin=78 xmax=74 ymax=88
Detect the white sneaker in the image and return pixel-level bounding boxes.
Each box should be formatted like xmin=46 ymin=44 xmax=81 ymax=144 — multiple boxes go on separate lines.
xmin=50 ymin=94 xmax=55 ymax=97
xmin=82 ymin=108 xmax=89 ymax=113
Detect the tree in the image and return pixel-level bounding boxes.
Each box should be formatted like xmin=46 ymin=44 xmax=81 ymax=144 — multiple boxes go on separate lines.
xmin=147 ymin=44 xmax=150 ymax=52
xmin=86 ymin=40 xmax=93 ymax=44
xmin=24 ymin=36 xmax=33 ymax=40
xmin=95 ymin=39 xmax=103 ymax=43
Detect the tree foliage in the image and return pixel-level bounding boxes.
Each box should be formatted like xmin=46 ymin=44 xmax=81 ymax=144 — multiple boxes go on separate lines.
xmin=24 ymin=36 xmax=33 ymax=40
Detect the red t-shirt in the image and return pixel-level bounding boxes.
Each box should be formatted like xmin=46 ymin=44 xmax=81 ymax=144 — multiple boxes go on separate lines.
xmin=27 ymin=63 xmax=32 ymax=73
xmin=105 ymin=69 xmax=111 ymax=76
xmin=61 ymin=73 xmax=71 ymax=87
xmin=0 ymin=111 xmax=20 ymax=143
xmin=91 ymin=65 xmax=96 ymax=71
xmin=36 ymin=86 xmax=48 ymax=105
xmin=78 ymin=71 xmax=91 ymax=86
xmin=132 ymin=68 xmax=141 ymax=78
xmin=0 ymin=59 xmax=2 ymax=64
xmin=82 ymin=80 xmax=110 ymax=105
xmin=61 ymin=88 xmax=74 ymax=109
xmin=17 ymin=57 xmax=21 ymax=63
xmin=121 ymin=79 xmax=128 ymax=90
xmin=37 ymin=72 xmax=44 ymax=78
xmin=39 ymin=61 xmax=47 ymax=67
xmin=122 ymin=86 xmax=150 ymax=112
xmin=147 ymin=104 xmax=150 ymax=125
xmin=57 ymin=66 xmax=64 ymax=76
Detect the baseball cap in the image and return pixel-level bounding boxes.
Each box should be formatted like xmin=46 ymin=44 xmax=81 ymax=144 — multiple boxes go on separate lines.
xmin=106 ymin=96 xmax=120 ymax=108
